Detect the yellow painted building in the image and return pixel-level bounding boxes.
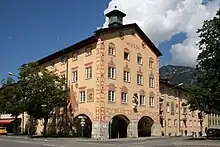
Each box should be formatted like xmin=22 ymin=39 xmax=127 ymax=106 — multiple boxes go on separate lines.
xmin=159 ymin=79 xmax=206 ymax=136
xmin=36 ymin=9 xmax=163 ymax=139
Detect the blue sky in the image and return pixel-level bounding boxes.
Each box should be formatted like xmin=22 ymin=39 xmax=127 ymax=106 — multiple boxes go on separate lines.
xmin=0 ymin=0 xmax=186 ymax=80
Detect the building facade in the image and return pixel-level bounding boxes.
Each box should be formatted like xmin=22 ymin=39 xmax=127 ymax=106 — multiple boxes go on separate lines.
xmin=159 ymin=79 xmax=206 ymax=136
xmin=37 ymin=9 xmax=162 ymax=139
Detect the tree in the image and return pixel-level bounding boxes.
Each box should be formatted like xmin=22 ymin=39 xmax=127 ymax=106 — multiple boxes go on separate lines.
xmin=18 ymin=62 xmax=67 ymax=136
xmin=0 ymin=77 xmax=23 ymax=134
xmin=188 ymin=9 xmax=220 ymax=112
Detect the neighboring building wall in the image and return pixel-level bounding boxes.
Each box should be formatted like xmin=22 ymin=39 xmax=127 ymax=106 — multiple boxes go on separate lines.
xmin=159 ymin=80 xmax=204 ymax=136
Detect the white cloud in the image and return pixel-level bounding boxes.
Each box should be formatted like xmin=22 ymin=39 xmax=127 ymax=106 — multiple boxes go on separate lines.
xmin=103 ymin=0 xmax=219 ymax=67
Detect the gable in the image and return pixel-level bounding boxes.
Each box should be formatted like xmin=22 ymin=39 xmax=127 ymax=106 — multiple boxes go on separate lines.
xmin=95 ymin=23 xmax=162 ymax=57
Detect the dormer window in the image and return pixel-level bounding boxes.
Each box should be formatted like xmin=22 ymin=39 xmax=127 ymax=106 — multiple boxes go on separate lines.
xmin=124 ymin=48 xmax=130 ymax=60
xmin=72 ymin=52 xmax=78 ymax=61
xmin=61 ymin=56 xmax=67 ymax=64
xmin=108 ymin=42 xmax=115 ymax=56
xmin=149 ymin=57 xmax=154 ymax=68
xmin=86 ymin=46 xmax=92 ymax=56
xmin=137 ymin=53 xmax=143 ymax=65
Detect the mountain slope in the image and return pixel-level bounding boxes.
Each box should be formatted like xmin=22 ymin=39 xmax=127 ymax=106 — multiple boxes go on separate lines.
xmin=159 ymin=65 xmax=196 ymax=87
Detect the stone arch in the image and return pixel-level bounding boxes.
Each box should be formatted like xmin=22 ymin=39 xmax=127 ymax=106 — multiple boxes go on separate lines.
xmin=74 ymin=108 xmax=94 ymax=121
xmin=109 ymin=114 xmax=130 ymax=139
xmin=73 ymin=114 xmax=92 ymax=138
xmin=138 ymin=116 xmax=154 ymax=137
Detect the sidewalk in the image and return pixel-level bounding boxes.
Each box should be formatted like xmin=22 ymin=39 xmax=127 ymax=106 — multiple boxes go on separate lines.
xmin=173 ymin=139 xmax=220 ymax=147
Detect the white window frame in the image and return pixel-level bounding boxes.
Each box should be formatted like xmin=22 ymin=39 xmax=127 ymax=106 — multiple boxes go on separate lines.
xmin=108 ymin=67 xmax=116 ymax=79
xmin=85 ymin=66 xmax=92 ymax=79
xmin=137 ymin=56 xmax=143 ymax=65
xmin=72 ymin=70 xmax=78 ymax=83
xmin=121 ymin=92 xmax=128 ymax=103
xmin=124 ymin=71 xmax=130 ymax=82
xmin=140 ymin=95 xmax=145 ymax=106
xmin=149 ymin=96 xmax=155 ymax=107
xmin=108 ymin=45 xmax=115 ymax=56
xmin=168 ymin=119 xmax=171 ymax=127
xmin=108 ymin=90 xmax=115 ymax=102
xmin=174 ymin=119 xmax=178 ymax=127
xmin=194 ymin=120 xmax=197 ymax=127
xmin=79 ymin=91 xmax=86 ymax=102
xmin=176 ymin=104 xmax=179 ymax=114
xmin=167 ymin=103 xmax=170 ymax=113
xmin=180 ymin=120 xmax=183 ymax=127
xmin=149 ymin=77 xmax=155 ymax=88
xmin=137 ymin=74 xmax=143 ymax=85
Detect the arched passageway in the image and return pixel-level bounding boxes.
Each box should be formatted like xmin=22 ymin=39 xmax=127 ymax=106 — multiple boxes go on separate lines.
xmin=109 ymin=115 xmax=130 ymax=139
xmin=74 ymin=114 xmax=92 ymax=138
xmin=138 ymin=116 xmax=154 ymax=137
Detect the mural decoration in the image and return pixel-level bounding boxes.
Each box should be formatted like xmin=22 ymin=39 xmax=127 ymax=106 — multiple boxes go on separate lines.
xmin=87 ymin=88 xmax=94 ymax=102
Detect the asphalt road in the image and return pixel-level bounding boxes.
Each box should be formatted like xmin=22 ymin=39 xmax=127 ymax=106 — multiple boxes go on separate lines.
xmin=0 ymin=136 xmax=219 ymax=147
xmin=0 ymin=136 xmax=177 ymax=147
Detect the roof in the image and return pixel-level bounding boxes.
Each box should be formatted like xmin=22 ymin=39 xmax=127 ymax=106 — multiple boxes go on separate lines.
xmin=37 ymin=23 xmax=162 ymax=65
xmin=159 ymin=79 xmax=188 ymax=92
xmin=37 ymin=36 xmax=98 ymax=65
xmin=95 ymin=23 xmax=162 ymax=56
xmin=105 ymin=9 xmax=126 ymax=18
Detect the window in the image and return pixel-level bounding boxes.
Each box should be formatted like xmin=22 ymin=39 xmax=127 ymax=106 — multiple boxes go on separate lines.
xmin=72 ymin=52 xmax=77 ymax=61
xmin=166 ymin=102 xmax=170 ymax=113
xmin=189 ymin=120 xmax=192 ymax=127
xmin=108 ymin=43 xmax=115 ymax=56
xmin=149 ymin=58 xmax=154 ymax=68
xmin=72 ymin=71 xmax=78 ymax=83
xmin=149 ymin=77 xmax=155 ymax=88
xmin=108 ymin=67 xmax=116 ymax=79
xmin=124 ymin=52 xmax=130 ymax=60
xmin=108 ymin=90 xmax=115 ymax=102
xmin=124 ymin=71 xmax=130 ymax=82
xmin=194 ymin=120 xmax=197 ymax=127
xmin=86 ymin=46 xmax=92 ymax=56
xmin=61 ymin=56 xmax=67 ymax=64
xmin=137 ymin=74 xmax=143 ymax=85
xmin=85 ymin=67 xmax=92 ymax=79
xmin=174 ymin=119 xmax=178 ymax=127
xmin=171 ymin=102 xmax=175 ymax=115
xmin=183 ymin=106 xmax=187 ymax=115
xmin=149 ymin=96 xmax=154 ymax=107
xmin=168 ymin=119 xmax=171 ymax=127
xmin=50 ymin=62 xmax=55 ymax=69
xmin=137 ymin=55 xmax=143 ymax=65
xmin=79 ymin=91 xmax=86 ymax=102
xmin=180 ymin=120 xmax=183 ymax=127
xmin=176 ymin=104 xmax=179 ymax=114
xmin=121 ymin=92 xmax=127 ymax=103
xmin=140 ymin=95 xmax=145 ymax=106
